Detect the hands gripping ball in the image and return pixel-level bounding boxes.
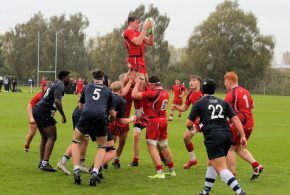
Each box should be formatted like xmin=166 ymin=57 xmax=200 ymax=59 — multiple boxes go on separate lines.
xmin=144 ymin=17 xmax=155 ymax=35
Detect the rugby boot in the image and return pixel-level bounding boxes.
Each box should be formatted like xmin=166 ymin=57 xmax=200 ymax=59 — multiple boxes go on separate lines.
xmin=128 ymin=161 xmax=138 ymax=167
xmin=112 ymin=159 xmax=121 ymax=168
xmin=183 ymin=159 xmax=198 ymax=169
xmin=74 ymin=169 xmax=81 ymax=185
xmin=164 ymin=170 xmax=176 ymax=177
xmin=24 ymin=144 xmax=29 ymax=152
xmin=57 ymin=161 xmax=71 ymax=175
xmin=250 ymin=165 xmax=264 ymax=180
xmin=40 ymin=163 xmax=57 ymax=172
xmin=80 ymin=163 xmax=90 ymax=173
xmin=238 ymin=189 xmax=247 ymax=195
xmin=148 ymin=173 xmax=165 ymax=179
xmin=198 ymin=192 xmax=209 ymax=195
xmin=89 ymin=171 xmax=101 ymax=186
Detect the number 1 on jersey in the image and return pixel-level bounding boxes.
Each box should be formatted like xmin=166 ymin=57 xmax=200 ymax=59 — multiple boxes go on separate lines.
xmin=243 ymin=94 xmax=249 ymax=108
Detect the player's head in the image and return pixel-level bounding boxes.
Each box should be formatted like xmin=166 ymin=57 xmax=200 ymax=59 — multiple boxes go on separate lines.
xmin=201 ymin=79 xmax=216 ymax=95
xmin=42 ymin=81 xmax=52 ymax=92
xmin=58 ymin=70 xmax=70 ymax=85
xmin=175 ymin=79 xmax=180 ymax=85
xmin=189 ymin=75 xmax=201 ymax=90
xmin=148 ymin=75 xmax=161 ymax=89
xmin=118 ymin=73 xmax=127 ymax=83
xmin=92 ymin=70 xmax=104 ymax=82
xmin=224 ymin=71 xmax=238 ymax=90
xmin=110 ymin=81 xmax=124 ymax=94
xmin=128 ymin=16 xmax=140 ymax=30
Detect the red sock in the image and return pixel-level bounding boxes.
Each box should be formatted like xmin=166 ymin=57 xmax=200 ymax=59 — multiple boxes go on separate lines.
xmin=166 ymin=162 xmax=174 ymax=169
xmin=156 ymin=165 xmax=163 ymax=171
xmin=133 ymin=157 xmax=139 ymax=163
xmin=252 ymin=162 xmax=260 ymax=169
xmin=186 ymin=143 xmax=194 ymax=152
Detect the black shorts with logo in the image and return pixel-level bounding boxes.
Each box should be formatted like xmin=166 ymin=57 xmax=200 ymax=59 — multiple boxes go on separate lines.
xmin=76 ymin=112 xmax=108 ymax=141
xmin=204 ymin=129 xmax=232 ymax=160
xmin=33 ymin=106 xmax=56 ymax=129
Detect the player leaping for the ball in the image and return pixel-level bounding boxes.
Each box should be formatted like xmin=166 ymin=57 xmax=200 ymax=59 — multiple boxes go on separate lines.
xmin=123 ymin=16 xmax=155 ymax=167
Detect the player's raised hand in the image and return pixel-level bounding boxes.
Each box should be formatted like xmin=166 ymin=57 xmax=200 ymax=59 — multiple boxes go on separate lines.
xmin=143 ymin=21 xmax=152 ymax=31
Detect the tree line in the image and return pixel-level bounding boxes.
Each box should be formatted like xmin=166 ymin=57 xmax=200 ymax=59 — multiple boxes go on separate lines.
xmin=1 ymin=1 xmax=284 ymax=94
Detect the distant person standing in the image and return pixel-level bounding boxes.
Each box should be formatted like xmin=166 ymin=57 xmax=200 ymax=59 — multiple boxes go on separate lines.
xmin=0 ymin=76 xmax=3 ymax=91
xmin=76 ymin=78 xmax=84 ymax=96
xmin=169 ymin=79 xmax=187 ymax=121
xmin=4 ymin=76 xmax=9 ymax=92
xmin=12 ymin=77 xmax=17 ymax=92
xmin=33 ymin=71 xmax=70 ymax=172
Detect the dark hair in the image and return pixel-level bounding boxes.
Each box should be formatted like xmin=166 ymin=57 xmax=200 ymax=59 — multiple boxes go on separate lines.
xmin=148 ymin=75 xmax=161 ymax=85
xmin=92 ymin=70 xmax=104 ymax=80
xmin=201 ymin=79 xmax=216 ymax=95
xmin=128 ymin=16 xmax=139 ymax=24
xmin=58 ymin=71 xmax=70 ymax=80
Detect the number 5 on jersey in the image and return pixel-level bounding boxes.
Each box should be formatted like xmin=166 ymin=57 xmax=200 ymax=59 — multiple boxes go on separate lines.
xmin=93 ymin=88 xmax=101 ymax=100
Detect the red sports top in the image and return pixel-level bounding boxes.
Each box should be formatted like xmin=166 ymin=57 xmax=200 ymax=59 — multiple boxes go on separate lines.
xmin=30 ymin=92 xmax=44 ymax=107
xmin=76 ymin=80 xmax=84 ymax=94
xmin=141 ymin=89 xmax=169 ymax=118
xmin=185 ymin=90 xmax=203 ymax=106
xmin=40 ymin=79 xmax=46 ymax=91
xmin=172 ymin=84 xmax=186 ymax=99
xmin=224 ymin=86 xmax=254 ymax=125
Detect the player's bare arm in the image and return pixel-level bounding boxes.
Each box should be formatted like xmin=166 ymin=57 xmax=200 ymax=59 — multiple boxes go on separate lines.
xmin=131 ymin=22 xmax=152 ymax=46
xmin=175 ymin=104 xmax=190 ymax=112
xmin=54 ymin=98 xmax=66 ymax=123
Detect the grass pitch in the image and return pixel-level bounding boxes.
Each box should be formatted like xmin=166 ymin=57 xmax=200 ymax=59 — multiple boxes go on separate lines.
xmin=0 ymin=89 xmax=289 ymax=194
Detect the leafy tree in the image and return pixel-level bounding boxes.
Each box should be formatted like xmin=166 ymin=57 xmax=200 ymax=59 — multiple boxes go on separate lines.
xmin=184 ymin=0 xmax=275 ymax=87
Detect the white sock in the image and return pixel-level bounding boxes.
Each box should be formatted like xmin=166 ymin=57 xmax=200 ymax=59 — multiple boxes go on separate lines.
xmin=220 ymin=169 xmax=242 ymax=194
xmin=41 ymin=160 xmax=48 ymax=166
xmin=157 ymin=169 xmax=163 ymax=174
xmin=203 ymin=166 xmax=217 ymax=193
xmin=92 ymin=168 xmax=99 ymax=174
xmin=73 ymin=165 xmax=80 ymax=171
xmin=188 ymin=151 xmax=196 ymax=160
xmin=61 ymin=155 xmax=69 ymax=165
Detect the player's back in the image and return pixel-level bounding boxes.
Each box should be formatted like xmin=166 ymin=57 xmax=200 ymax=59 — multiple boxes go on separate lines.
xmin=225 ymin=86 xmax=253 ymax=117
xmin=81 ymin=83 xmax=113 ymax=115
xmin=113 ymin=93 xmax=126 ymax=119
xmin=147 ymin=89 xmax=169 ymax=118
xmin=193 ymin=95 xmax=234 ymax=134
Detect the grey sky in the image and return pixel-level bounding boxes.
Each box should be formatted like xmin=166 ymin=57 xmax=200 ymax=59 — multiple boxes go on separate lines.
xmin=0 ymin=0 xmax=289 ymax=63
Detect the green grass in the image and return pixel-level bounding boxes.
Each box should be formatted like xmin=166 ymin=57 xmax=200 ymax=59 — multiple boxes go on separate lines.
xmin=0 ymin=90 xmax=289 ymax=195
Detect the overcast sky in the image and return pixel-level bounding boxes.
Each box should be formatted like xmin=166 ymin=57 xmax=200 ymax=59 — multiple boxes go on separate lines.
xmin=0 ymin=0 xmax=289 ymax=63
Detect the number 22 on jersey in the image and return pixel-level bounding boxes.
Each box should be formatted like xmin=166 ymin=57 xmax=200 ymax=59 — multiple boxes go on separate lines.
xmin=208 ymin=104 xmax=224 ymax=119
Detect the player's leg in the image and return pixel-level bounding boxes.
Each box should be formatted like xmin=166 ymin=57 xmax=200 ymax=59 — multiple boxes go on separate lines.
xmin=169 ymin=104 xmax=175 ymax=121
xmin=113 ymin=130 xmax=129 ymax=168
xmin=235 ymin=146 xmax=263 ymax=180
xmin=146 ymin=120 xmax=165 ymax=179
xmin=71 ymin=128 xmax=85 ymax=184
xmin=79 ymin=136 xmax=90 ymax=173
xmin=38 ymin=127 xmax=47 ymax=168
xmin=183 ymin=129 xmax=197 ymax=169
xmin=227 ymin=145 xmax=237 ymax=176
xmin=57 ymin=144 xmax=72 ymax=175
xmin=24 ymin=123 xmax=38 ymax=152
xmin=199 ymin=161 xmax=217 ymax=195
xmin=90 ymin=135 xmax=107 ymax=186
xmin=128 ymin=125 xmax=142 ymax=166
xmin=40 ymin=125 xmax=57 ymax=172
xmin=159 ymin=140 xmax=175 ymax=176
xmin=102 ymin=140 xmax=116 ymax=165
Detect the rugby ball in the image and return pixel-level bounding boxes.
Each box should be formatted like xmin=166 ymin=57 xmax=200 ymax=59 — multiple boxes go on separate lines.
xmin=144 ymin=17 xmax=155 ymax=34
